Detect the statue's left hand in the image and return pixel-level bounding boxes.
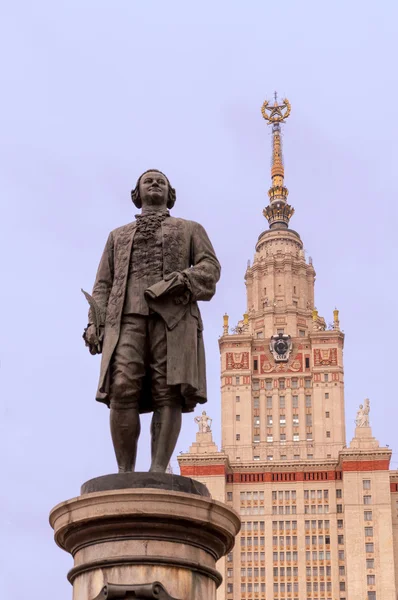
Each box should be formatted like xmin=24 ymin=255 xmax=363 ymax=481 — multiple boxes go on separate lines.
xmin=164 ymin=271 xmax=187 ymax=296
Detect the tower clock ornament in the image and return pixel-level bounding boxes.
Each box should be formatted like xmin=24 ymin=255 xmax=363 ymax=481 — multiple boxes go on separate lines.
xmin=270 ymin=333 xmax=292 ymax=362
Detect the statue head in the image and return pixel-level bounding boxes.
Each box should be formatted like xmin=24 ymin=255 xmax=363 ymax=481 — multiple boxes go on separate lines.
xmin=202 ymin=410 xmax=206 ymax=416
xmin=131 ymin=169 xmax=176 ymax=210
xmin=359 ymin=404 xmax=363 ymax=409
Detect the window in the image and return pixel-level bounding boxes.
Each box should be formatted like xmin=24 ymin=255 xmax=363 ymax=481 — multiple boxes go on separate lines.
xmin=293 ymin=433 xmax=300 ymax=442
xmin=254 ymin=455 xmax=260 ymax=461
xmin=279 ymin=396 xmax=285 ymax=408
xmin=337 ymin=504 xmax=343 ymax=513
xmin=279 ymin=379 xmax=285 ymax=390
xmin=324 ymin=373 xmax=329 ymax=382
xmin=236 ymin=434 xmax=240 ymax=441
xmin=339 ymin=566 xmax=345 ymax=577
xmin=337 ymin=519 xmax=343 ymax=528
xmin=299 ymin=330 xmax=305 ymax=337
xmin=325 ymin=411 xmax=330 ymax=418
xmin=254 ymin=416 xmax=260 ymax=427
xmin=267 ymin=415 xmax=273 ymax=426
xmin=305 ymin=395 xmax=312 ymax=407
xmin=325 ymin=392 xmax=329 ymax=399
xmin=368 ymin=593 xmax=376 ymax=600
xmin=365 ymin=527 xmax=373 ymax=537
xmin=280 ymin=414 xmax=286 ymax=425
xmin=281 ymin=454 xmax=287 ymax=460
xmin=363 ymin=479 xmax=371 ymax=490
xmin=256 ymin=331 xmax=264 ymax=339
xmin=253 ymin=398 xmax=259 ymax=408
xmin=292 ymin=378 xmax=298 ymax=388
xmin=253 ymin=359 xmax=258 ymax=371
xmin=292 ymin=395 xmax=298 ymax=407
xmin=305 ymin=357 xmax=310 ymax=368
xmin=305 ymin=379 xmax=311 ymax=388
xmin=365 ymin=543 xmax=374 ymax=553
xmin=367 ymin=575 xmax=375 ymax=585
xmin=235 ymin=395 xmax=240 ymax=403
xmin=254 ymin=434 xmax=260 ymax=443
xmin=227 ymin=553 xmax=233 ymax=562
xmin=293 ymin=414 xmax=299 ymax=425
xmin=252 ymin=380 xmax=260 ymax=391
xmin=227 ymin=583 xmax=233 ymax=594
xmin=267 ymin=435 xmax=273 ymax=443
xmin=307 ymin=454 xmax=313 ymax=459
xmin=280 ymin=434 xmax=286 ymax=444
xmin=306 ymin=414 xmax=312 ymax=426
xmin=227 ymin=568 xmax=233 ymax=577
xmin=364 ymin=496 xmax=372 ymax=505
xmin=236 ymin=415 xmax=240 ymax=421
xmin=277 ymin=329 xmax=284 ymax=335
xmin=338 ymin=535 xmax=344 ymax=544
xmin=227 ymin=492 xmax=232 ymax=501
xmin=266 ymin=379 xmax=272 ymax=390
xmin=267 ymin=397 xmax=272 ymax=408
xmin=336 ymin=489 xmax=342 ymax=498
xmin=267 ymin=455 xmax=273 ymax=461
xmin=364 ymin=511 xmax=373 ymax=521
xmin=235 ymin=377 xmax=240 ymax=385
xmin=326 ymin=431 xmax=331 ymax=438
xmin=339 ymin=582 xmax=346 ymax=591
xmin=338 ymin=550 xmax=345 ymax=560
xmin=366 ymin=559 xmax=374 ymax=569
xmin=294 ymin=454 xmax=300 ymax=459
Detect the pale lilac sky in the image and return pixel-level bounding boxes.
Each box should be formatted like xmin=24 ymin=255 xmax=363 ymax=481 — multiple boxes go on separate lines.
xmin=1 ymin=1 xmax=397 ymax=597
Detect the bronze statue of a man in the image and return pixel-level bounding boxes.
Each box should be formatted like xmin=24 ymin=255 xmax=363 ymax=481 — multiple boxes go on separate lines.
xmin=84 ymin=170 xmax=220 ymax=473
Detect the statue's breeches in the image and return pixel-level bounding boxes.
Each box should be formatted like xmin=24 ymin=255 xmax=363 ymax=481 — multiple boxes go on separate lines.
xmin=109 ymin=314 xmax=180 ymax=411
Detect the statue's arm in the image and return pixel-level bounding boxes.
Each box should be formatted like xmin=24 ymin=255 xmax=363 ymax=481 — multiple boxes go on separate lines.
xmin=89 ymin=232 xmax=115 ymax=323
xmin=182 ymin=222 xmax=221 ymax=302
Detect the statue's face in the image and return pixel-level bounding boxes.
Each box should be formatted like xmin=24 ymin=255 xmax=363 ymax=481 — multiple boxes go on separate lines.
xmin=139 ymin=171 xmax=169 ymax=208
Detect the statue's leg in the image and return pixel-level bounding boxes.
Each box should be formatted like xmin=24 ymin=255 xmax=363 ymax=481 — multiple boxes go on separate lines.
xmin=148 ymin=315 xmax=182 ymax=473
xmin=110 ymin=406 xmax=140 ymax=473
xmin=150 ymin=405 xmax=182 ymax=473
xmin=109 ymin=315 xmax=147 ymax=473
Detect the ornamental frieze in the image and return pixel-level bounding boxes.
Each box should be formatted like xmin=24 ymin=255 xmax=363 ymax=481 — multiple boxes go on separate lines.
xmin=314 ymin=348 xmax=337 ymax=366
xmin=226 ymin=352 xmax=250 ymax=370
xmin=260 ymin=352 xmax=303 ymax=374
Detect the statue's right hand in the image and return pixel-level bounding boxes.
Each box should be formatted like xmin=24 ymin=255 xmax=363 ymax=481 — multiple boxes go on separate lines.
xmin=83 ymin=324 xmax=102 ymax=355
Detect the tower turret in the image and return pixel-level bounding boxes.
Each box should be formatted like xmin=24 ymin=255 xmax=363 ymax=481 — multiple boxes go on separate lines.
xmin=261 ymin=93 xmax=294 ymax=229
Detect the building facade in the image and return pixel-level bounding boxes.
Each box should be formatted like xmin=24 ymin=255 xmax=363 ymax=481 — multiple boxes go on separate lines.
xmin=178 ymin=97 xmax=398 ymax=600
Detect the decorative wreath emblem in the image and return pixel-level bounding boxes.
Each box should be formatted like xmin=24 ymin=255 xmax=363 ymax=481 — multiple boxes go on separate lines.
xmin=261 ymin=98 xmax=291 ymax=124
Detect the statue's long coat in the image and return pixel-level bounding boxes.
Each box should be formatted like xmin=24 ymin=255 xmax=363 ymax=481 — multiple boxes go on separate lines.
xmin=90 ymin=216 xmax=221 ymax=413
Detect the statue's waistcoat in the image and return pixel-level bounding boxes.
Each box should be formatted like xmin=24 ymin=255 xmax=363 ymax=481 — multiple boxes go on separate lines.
xmin=106 ymin=218 xmax=186 ymax=329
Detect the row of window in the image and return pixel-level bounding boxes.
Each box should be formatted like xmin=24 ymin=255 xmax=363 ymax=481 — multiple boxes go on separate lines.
xmin=304 ymin=535 xmax=333 ymax=545
xmin=305 ymin=550 xmax=333 ymax=561
xmin=273 ymin=566 xmax=299 ymax=577
xmin=272 ymin=505 xmax=297 ymax=515
xmin=272 ymin=520 xmax=298 ymax=531
xmin=240 ymin=491 xmax=265 ymax=500
xmin=239 ymin=567 xmax=266 ymax=577
xmin=272 ymin=536 xmax=299 ymax=546
xmin=273 ymin=551 xmax=299 ymax=562
xmin=305 ymin=565 xmax=332 ymax=577
xmin=234 ymin=377 xmax=313 ymax=389
xmin=304 ymin=490 xmax=330 ymax=500
xmin=304 ymin=505 xmax=330 ymax=514
xmin=304 ymin=519 xmax=330 ymax=531
xmin=240 ymin=552 xmax=265 ymax=563
xmin=249 ymin=395 xmax=313 ymax=408
xmin=307 ymin=581 xmax=335 ymax=592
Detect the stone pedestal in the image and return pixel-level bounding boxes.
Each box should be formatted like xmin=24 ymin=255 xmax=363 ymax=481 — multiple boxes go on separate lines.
xmin=49 ymin=473 xmax=240 ymax=600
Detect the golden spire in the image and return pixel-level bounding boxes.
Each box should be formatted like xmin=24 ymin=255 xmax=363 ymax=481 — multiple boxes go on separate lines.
xmin=261 ymin=93 xmax=294 ymax=229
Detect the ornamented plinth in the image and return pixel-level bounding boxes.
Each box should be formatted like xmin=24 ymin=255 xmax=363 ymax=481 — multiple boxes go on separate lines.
xmin=49 ymin=474 xmax=240 ymax=600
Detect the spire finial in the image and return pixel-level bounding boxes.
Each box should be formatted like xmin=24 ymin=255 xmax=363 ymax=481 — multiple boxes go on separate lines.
xmin=261 ymin=95 xmax=294 ymax=230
